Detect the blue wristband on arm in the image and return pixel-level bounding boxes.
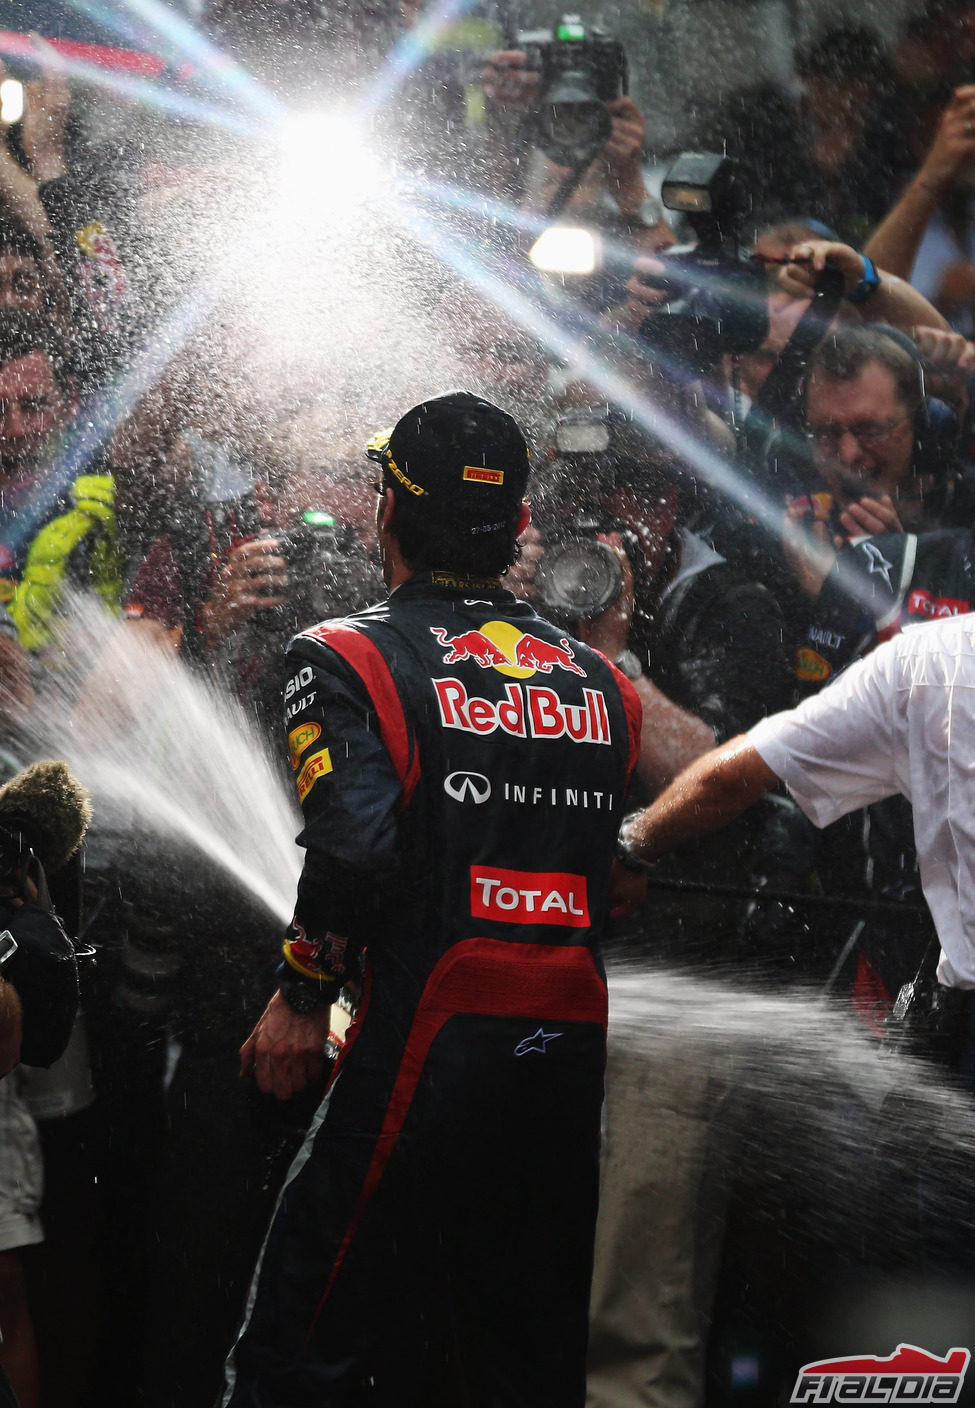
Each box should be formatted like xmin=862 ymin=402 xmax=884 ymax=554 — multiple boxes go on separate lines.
xmin=846 ymin=254 xmax=881 ymax=304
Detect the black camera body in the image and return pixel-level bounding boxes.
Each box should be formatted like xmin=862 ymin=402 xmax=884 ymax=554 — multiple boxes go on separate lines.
xmin=531 ymin=407 xmax=653 ymax=625
xmin=520 ymin=19 xmax=626 ymax=104
xmin=256 ymin=509 xmax=383 ymax=636
xmin=518 ymin=15 xmax=627 ymax=165
xmin=639 ymin=152 xmax=769 ymax=376
xmin=262 ymin=510 xmax=382 ymax=635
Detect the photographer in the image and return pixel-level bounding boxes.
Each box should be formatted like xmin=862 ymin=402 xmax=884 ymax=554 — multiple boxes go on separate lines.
xmin=0 ymin=40 xmax=132 ymax=397
xmin=515 ymin=397 xmax=792 ymax=1408
xmin=783 ymin=323 xmax=971 ymax=620
xmin=483 ymin=26 xmax=664 ymax=231
xmin=0 ymin=759 xmax=89 ymax=1408
xmin=769 ymin=322 xmax=975 ymax=1093
xmin=719 ymin=239 xmax=958 ymax=613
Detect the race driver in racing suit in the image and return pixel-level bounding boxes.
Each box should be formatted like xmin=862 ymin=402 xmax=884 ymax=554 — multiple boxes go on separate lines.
xmin=222 ymin=392 xmax=642 ymax=1408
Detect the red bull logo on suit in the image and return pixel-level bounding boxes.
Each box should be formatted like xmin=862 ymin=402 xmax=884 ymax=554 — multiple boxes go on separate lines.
xmin=430 ymin=623 xmax=587 ymax=677
xmin=430 ymin=619 xmax=609 ymax=743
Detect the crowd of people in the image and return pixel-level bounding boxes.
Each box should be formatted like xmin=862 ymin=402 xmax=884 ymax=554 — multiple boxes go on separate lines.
xmin=3 ymin=0 xmax=975 ymax=1403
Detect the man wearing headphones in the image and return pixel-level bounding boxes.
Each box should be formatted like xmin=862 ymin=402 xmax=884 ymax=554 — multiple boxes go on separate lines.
xmin=785 ymin=324 xmax=971 ymax=678
xmin=788 ymin=323 xmax=965 ymax=591
xmin=781 ymin=322 xmax=975 ymax=1055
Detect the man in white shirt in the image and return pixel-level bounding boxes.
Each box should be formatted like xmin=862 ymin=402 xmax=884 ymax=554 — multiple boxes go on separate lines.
xmin=616 ymin=611 xmax=975 ymax=993
xmin=615 ymin=611 xmax=975 ymax=1283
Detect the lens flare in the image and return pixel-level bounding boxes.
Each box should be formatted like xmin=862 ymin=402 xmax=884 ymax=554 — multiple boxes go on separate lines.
xmin=0 ymin=78 xmax=24 ymax=125
xmin=529 ymin=226 xmax=600 ymax=275
xmin=275 ymin=111 xmax=384 ymax=229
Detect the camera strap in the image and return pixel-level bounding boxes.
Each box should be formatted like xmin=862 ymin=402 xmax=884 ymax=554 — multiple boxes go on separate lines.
xmin=745 ymin=264 xmax=846 ymax=435
xmin=545 ymin=148 xmax=601 ymax=219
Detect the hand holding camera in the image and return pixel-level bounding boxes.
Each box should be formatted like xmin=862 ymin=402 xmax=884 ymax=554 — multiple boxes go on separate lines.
xmin=482 ymin=50 xmax=540 ymax=111
xmin=781 ymin=500 xmax=841 ymax=600
xmin=200 ymin=537 xmax=289 ymax=649
xmin=574 ymin=530 xmax=634 ymax=662
xmin=835 ymin=493 xmax=904 ymax=540
xmin=21 ymin=34 xmax=70 ymax=184
xmin=777 ymin=239 xmax=871 ymax=301
xmin=601 ymin=95 xmax=646 ymax=201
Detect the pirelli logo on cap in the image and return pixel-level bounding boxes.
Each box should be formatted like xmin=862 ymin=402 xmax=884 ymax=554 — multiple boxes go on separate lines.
xmin=463 ymin=466 xmax=505 ymax=485
xmin=296 ymin=748 xmax=332 ymax=803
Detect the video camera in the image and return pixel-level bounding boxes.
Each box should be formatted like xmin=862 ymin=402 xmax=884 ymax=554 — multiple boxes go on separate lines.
xmin=531 ymin=406 xmax=661 ymax=625
xmin=638 ymin=151 xmax=768 ymax=376
xmin=518 ymin=14 xmax=627 ymax=165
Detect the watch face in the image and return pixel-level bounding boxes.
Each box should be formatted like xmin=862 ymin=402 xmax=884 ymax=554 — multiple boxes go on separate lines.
xmin=0 ymin=930 xmax=17 ymax=965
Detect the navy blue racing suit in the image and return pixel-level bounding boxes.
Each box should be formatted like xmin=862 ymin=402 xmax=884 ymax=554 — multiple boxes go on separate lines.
xmin=223 ymin=570 xmax=642 ymax=1408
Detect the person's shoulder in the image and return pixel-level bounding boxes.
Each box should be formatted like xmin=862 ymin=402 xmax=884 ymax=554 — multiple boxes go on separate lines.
xmin=901 ymin=610 xmax=975 ymax=659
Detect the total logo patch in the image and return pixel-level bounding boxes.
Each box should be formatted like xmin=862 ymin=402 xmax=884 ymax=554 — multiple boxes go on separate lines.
xmin=907 ymin=589 xmax=969 ymax=621
xmin=470 ymin=865 xmax=590 ymax=927
xmin=431 ymin=622 xmax=585 ymax=678
xmin=288 ymin=722 xmax=322 ymax=770
xmin=296 ymin=748 xmax=332 ymax=803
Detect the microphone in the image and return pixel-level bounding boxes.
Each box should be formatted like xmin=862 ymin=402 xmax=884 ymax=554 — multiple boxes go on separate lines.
xmin=0 ymin=760 xmax=92 ymax=876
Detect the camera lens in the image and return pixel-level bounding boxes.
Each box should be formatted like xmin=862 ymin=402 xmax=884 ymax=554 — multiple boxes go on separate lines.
xmin=535 ymin=538 xmax=624 ymax=620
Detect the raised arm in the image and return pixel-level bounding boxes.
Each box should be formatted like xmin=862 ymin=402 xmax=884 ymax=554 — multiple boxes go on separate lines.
xmin=866 ymin=85 xmax=975 ymax=279
xmin=778 ymin=239 xmax=950 ymax=334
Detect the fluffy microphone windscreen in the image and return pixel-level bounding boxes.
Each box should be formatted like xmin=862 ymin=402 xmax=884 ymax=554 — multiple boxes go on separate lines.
xmin=0 ymin=760 xmax=93 ymax=873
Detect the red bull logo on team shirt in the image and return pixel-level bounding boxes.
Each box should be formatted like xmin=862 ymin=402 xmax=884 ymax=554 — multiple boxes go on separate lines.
xmin=430 ymin=622 xmax=586 ymax=677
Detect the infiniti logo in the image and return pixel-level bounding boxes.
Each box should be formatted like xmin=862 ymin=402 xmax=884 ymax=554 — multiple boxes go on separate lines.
xmin=444 ymin=771 xmax=492 ymax=804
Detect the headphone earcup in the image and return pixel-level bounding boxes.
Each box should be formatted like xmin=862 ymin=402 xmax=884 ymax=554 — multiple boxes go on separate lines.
xmin=914 ymin=397 xmax=958 ymax=481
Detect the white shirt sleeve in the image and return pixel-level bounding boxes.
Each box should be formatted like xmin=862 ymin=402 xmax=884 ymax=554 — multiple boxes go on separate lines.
xmin=748 ymin=646 xmax=901 ymax=829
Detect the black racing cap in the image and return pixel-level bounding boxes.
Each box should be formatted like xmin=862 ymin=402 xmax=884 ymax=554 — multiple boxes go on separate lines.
xmin=366 ymin=391 xmax=530 ymax=533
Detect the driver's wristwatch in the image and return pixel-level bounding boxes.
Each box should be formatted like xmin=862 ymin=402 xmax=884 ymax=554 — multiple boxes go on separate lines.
xmin=279 ymin=972 xmax=335 ymax=1014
